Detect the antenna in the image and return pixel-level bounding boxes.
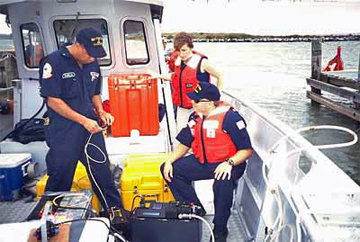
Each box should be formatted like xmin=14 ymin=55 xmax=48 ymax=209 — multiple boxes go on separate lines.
xmin=70 ymin=12 xmax=81 ymax=43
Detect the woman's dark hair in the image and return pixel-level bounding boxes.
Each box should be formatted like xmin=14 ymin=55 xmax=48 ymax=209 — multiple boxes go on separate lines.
xmin=173 ymin=32 xmax=193 ymax=51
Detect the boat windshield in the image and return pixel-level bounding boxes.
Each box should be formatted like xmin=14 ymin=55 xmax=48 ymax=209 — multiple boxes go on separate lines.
xmin=53 ymin=18 xmax=111 ymax=66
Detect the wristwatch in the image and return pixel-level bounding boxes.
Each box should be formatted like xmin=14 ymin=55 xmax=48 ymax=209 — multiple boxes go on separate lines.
xmin=227 ymin=158 xmax=235 ymax=167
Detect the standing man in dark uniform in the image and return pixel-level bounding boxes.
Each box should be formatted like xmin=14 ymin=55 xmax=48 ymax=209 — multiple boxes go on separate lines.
xmin=39 ymin=28 xmax=125 ymax=223
xmin=161 ymin=82 xmax=253 ymax=242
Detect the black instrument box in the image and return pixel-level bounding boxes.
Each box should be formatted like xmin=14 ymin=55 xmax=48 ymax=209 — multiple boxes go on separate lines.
xmin=130 ymin=216 xmax=202 ymax=242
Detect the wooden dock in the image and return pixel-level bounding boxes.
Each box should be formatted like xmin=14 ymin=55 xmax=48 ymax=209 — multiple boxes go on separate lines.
xmin=307 ymin=40 xmax=360 ymax=122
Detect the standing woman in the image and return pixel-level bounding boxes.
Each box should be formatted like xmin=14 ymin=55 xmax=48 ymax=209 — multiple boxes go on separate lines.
xmin=151 ymin=32 xmax=223 ymax=120
xmin=171 ymin=32 xmax=223 ymax=110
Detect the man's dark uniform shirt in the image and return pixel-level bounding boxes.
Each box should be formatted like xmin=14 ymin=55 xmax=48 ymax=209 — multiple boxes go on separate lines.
xmin=40 ymin=47 xmax=101 ymax=132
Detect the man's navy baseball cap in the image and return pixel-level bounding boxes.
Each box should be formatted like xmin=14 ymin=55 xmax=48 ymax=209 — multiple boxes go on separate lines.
xmin=76 ymin=28 xmax=106 ymax=58
xmin=187 ymin=82 xmax=220 ymax=101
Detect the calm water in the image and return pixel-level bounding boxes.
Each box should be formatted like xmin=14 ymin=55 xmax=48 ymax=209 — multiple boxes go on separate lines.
xmin=193 ymin=41 xmax=360 ymax=185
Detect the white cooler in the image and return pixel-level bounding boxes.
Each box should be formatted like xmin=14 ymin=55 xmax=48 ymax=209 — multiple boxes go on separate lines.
xmin=0 ymin=153 xmax=32 ymax=201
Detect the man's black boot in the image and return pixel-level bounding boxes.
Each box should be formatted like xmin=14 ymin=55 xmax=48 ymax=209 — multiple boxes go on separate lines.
xmin=211 ymin=226 xmax=228 ymax=242
xmin=109 ymin=207 xmax=129 ymax=236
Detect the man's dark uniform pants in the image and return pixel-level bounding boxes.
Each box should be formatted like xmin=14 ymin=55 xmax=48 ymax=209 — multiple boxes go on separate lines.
xmin=160 ymin=154 xmax=246 ymax=227
xmin=45 ymin=120 xmax=122 ymax=211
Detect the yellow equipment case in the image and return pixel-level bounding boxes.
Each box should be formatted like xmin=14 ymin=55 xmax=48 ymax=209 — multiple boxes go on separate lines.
xmin=121 ymin=153 xmax=175 ymax=211
xmin=36 ymin=162 xmax=101 ymax=213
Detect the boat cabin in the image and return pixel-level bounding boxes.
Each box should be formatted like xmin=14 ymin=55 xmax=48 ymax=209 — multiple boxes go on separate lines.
xmin=0 ymin=0 xmax=177 ymax=173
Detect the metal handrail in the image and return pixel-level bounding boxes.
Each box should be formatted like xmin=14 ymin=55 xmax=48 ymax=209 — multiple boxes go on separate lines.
xmin=0 ymin=87 xmax=13 ymax=93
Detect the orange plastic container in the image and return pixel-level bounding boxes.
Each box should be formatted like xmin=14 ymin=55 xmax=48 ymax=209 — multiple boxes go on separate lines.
xmin=108 ymin=74 xmax=159 ymax=137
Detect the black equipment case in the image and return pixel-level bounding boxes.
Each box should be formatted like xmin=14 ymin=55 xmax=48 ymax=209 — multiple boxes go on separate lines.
xmin=130 ymin=216 xmax=202 ymax=242
xmin=130 ymin=202 xmax=202 ymax=242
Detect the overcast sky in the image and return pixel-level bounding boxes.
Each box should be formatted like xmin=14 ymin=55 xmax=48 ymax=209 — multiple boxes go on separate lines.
xmin=161 ymin=0 xmax=360 ymax=35
xmin=0 ymin=14 xmax=10 ymax=35
xmin=0 ymin=0 xmax=359 ymax=35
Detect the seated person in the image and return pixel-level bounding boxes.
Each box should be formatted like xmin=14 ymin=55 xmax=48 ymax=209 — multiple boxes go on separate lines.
xmin=160 ymin=82 xmax=253 ymax=242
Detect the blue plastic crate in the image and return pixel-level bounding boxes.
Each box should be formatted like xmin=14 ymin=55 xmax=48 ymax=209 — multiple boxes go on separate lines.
xmin=0 ymin=153 xmax=32 ymax=201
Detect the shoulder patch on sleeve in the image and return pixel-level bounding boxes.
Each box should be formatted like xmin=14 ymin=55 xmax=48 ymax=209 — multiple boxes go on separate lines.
xmin=42 ymin=63 xmax=53 ymax=79
xmin=236 ymin=120 xmax=245 ymax=130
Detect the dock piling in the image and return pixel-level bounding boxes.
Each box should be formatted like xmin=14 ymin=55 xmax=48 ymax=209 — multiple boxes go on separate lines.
xmin=311 ymin=40 xmax=322 ymax=98
xmin=358 ymin=52 xmax=360 ymax=82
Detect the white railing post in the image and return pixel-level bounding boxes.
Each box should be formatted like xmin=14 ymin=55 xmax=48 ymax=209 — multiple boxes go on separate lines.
xmin=153 ymin=19 xmax=177 ymax=151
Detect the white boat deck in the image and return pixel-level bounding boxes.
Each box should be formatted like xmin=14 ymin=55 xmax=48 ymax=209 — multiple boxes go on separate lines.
xmin=0 ymin=199 xmax=248 ymax=242
xmin=0 ymin=103 xmax=249 ymax=241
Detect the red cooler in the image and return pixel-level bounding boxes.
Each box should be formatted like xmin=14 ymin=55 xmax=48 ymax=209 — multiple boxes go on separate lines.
xmin=108 ymin=74 xmax=159 ymax=137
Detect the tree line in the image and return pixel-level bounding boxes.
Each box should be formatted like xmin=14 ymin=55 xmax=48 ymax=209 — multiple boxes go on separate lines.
xmin=162 ymin=32 xmax=360 ymax=43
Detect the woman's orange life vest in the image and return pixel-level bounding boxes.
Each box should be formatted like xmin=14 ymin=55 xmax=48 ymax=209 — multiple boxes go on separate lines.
xmin=167 ymin=50 xmax=179 ymax=72
xmin=189 ymin=103 xmax=238 ymax=164
xmin=171 ymin=51 xmax=210 ymax=109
